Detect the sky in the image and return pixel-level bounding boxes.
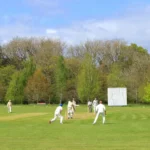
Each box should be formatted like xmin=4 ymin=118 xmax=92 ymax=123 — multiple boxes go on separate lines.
xmin=1 ymin=0 xmax=150 ymax=50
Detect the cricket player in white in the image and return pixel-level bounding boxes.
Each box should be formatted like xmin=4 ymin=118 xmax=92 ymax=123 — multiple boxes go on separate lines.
xmin=49 ymin=104 xmax=63 ymax=124
xmin=72 ymin=98 xmax=79 ymax=109
xmin=93 ymin=100 xmax=106 ymax=124
xmin=7 ymin=100 xmax=12 ymax=113
xmin=87 ymin=100 xmax=92 ymax=112
xmin=67 ymin=100 xmax=75 ymax=119
xmin=93 ymin=98 xmax=98 ymax=113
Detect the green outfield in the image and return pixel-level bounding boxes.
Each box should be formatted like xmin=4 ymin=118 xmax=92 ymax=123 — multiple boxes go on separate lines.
xmin=0 ymin=104 xmax=150 ymax=150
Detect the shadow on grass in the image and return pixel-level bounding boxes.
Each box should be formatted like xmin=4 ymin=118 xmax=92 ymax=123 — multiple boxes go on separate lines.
xmin=93 ymin=122 xmax=116 ymax=125
xmin=104 ymin=122 xmax=116 ymax=125
xmin=63 ymin=121 xmax=117 ymax=125
xmin=63 ymin=121 xmax=73 ymax=124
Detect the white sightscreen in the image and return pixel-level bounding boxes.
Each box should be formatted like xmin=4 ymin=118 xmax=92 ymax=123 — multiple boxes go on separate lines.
xmin=108 ymin=88 xmax=127 ymax=106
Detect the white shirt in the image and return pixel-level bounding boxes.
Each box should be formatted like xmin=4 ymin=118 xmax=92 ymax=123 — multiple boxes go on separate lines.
xmin=72 ymin=100 xmax=76 ymax=106
xmin=88 ymin=101 xmax=92 ymax=106
xmin=96 ymin=104 xmax=106 ymax=113
xmin=68 ymin=101 xmax=73 ymax=108
xmin=55 ymin=106 xmax=63 ymax=114
xmin=93 ymin=100 xmax=98 ymax=106
xmin=7 ymin=102 xmax=12 ymax=107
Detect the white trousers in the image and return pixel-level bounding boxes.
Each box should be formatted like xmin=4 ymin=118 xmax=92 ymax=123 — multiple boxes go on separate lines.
xmin=93 ymin=112 xmax=105 ymax=124
xmin=51 ymin=113 xmax=63 ymax=124
xmin=93 ymin=106 xmax=96 ymax=113
xmin=8 ymin=106 xmax=12 ymax=113
xmin=68 ymin=107 xmax=74 ymax=118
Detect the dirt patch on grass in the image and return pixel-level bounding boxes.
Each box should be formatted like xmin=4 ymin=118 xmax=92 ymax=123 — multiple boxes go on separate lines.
xmin=0 ymin=113 xmax=48 ymax=121
xmin=73 ymin=112 xmax=95 ymax=120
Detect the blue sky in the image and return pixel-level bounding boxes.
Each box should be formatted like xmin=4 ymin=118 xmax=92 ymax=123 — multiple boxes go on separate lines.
xmin=1 ymin=0 xmax=150 ymax=50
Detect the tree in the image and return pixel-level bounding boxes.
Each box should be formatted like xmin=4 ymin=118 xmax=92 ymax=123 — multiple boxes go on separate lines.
xmin=2 ymin=37 xmax=37 ymax=69
xmin=0 ymin=65 xmax=15 ymax=103
xmin=77 ymin=53 xmax=100 ymax=103
xmin=129 ymin=43 xmax=148 ymax=54
xmin=5 ymin=71 xmax=20 ymax=103
xmin=143 ymin=83 xmax=150 ymax=103
xmin=64 ymin=57 xmax=81 ymax=100
xmin=0 ymin=65 xmax=15 ymax=86
xmin=25 ymin=69 xmax=51 ymax=103
xmin=107 ymin=63 xmax=126 ymax=87
xmin=0 ymin=46 xmax=2 ymax=65
xmin=5 ymin=58 xmax=36 ymax=104
xmin=34 ymin=39 xmax=64 ymax=79
xmin=55 ymin=56 xmax=67 ymax=103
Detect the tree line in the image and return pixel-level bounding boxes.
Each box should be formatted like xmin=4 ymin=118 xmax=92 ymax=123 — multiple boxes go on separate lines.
xmin=0 ymin=37 xmax=150 ymax=104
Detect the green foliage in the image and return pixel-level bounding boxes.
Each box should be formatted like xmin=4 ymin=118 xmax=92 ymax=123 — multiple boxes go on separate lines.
xmin=0 ymin=46 xmax=2 ymax=65
xmin=143 ymin=83 xmax=150 ymax=103
xmin=1 ymin=38 xmax=150 ymax=104
xmin=107 ymin=63 xmax=126 ymax=87
xmin=0 ymin=65 xmax=15 ymax=102
xmin=5 ymin=71 xmax=20 ymax=103
xmin=55 ymin=56 xmax=67 ymax=101
xmin=25 ymin=69 xmax=51 ymax=103
xmin=0 ymin=82 xmax=6 ymax=102
xmin=0 ymin=65 xmax=15 ymax=85
xmin=5 ymin=58 xmax=36 ymax=104
xmin=22 ymin=57 xmax=36 ymax=78
xmin=129 ymin=43 xmax=148 ymax=54
xmin=77 ymin=53 xmax=100 ymax=103
xmin=64 ymin=58 xmax=81 ymax=100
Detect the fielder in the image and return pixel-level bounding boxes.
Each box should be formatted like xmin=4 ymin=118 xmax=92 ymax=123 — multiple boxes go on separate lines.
xmin=87 ymin=100 xmax=92 ymax=113
xmin=93 ymin=98 xmax=98 ymax=113
xmin=7 ymin=100 xmax=12 ymax=113
xmin=49 ymin=104 xmax=63 ymax=124
xmin=93 ymin=100 xmax=106 ymax=124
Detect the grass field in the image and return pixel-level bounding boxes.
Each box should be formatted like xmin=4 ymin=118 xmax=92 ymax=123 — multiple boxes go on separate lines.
xmin=0 ymin=104 xmax=150 ymax=150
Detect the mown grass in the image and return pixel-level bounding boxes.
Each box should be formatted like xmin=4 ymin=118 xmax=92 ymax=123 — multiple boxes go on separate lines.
xmin=0 ymin=104 xmax=150 ymax=150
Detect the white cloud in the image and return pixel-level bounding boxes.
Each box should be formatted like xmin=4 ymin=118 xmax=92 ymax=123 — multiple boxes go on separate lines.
xmin=45 ymin=6 xmax=150 ymax=50
xmin=0 ymin=23 xmax=45 ymax=45
xmin=1 ymin=5 xmax=150 ymax=51
xmin=46 ymin=29 xmax=57 ymax=34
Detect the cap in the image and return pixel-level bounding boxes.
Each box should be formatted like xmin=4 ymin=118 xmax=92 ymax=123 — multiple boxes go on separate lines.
xmin=60 ymin=104 xmax=63 ymax=106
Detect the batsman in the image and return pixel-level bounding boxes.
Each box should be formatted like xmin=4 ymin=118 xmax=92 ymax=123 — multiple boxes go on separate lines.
xmin=67 ymin=100 xmax=76 ymax=119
